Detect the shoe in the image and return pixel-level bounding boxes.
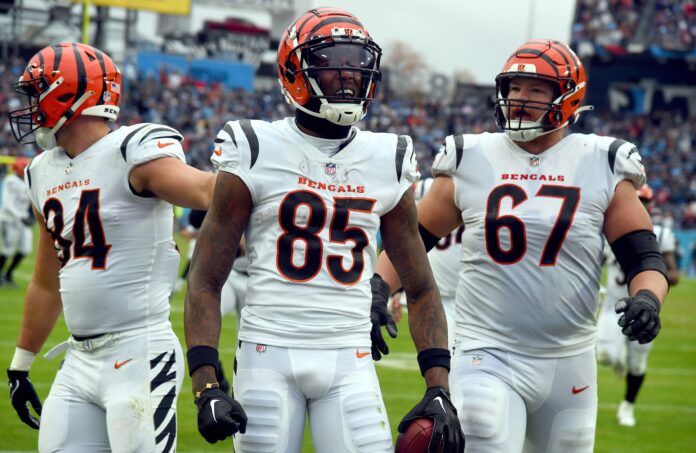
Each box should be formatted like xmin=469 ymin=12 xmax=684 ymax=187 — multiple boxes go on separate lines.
xmin=2 ymin=276 xmax=17 ymax=288
xmin=617 ymin=400 xmax=636 ymax=427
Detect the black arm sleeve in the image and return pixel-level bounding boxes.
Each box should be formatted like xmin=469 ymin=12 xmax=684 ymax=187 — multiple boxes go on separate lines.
xmin=418 ymin=223 xmax=442 ymax=253
xmin=610 ymin=229 xmax=668 ymax=286
xmin=189 ymin=209 xmax=207 ymax=229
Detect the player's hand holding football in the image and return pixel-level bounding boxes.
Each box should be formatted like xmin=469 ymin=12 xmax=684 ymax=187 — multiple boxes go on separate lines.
xmin=615 ymin=289 xmax=661 ymax=344
xmin=7 ymin=369 xmax=42 ymax=429
xmin=370 ymin=273 xmax=398 ymax=361
xmin=195 ymin=386 xmax=247 ymax=443
xmin=398 ymin=386 xmax=464 ymax=453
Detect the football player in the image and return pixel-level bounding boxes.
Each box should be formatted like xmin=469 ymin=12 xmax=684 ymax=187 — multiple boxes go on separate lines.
xmin=184 ymin=7 xmax=464 ymax=453
xmin=597 ymin=184 xmax=679 ymax=427
xmin=372 ymin=40 xmax=669 ymax=452
xmin=390 ymin=177 xmax=464 ymax=349
xmin=6 ymin=43 xmax=215 ymax=452
xmin=0 ymin=157 xmax=33 ymax=287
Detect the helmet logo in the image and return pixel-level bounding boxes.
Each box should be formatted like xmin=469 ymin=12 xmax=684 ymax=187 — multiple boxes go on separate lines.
xmin=518 ymin=64 xmax=526 ymax=71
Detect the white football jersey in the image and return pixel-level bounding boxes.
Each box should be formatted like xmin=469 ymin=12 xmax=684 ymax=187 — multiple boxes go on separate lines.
xmin=432 ymin=132 xmax=645 ymax=357
xmin=212 ymin=117 xmax=418 ymax=349
xmin=0 ymin=173 xmax=31 ymax=223
xmin=25 ymin=123 xmax=186 ymax=335
xmin=604 ymin=223 xmax=676 ymax=303
xmin=415 ymin=177 xmax=463 ymax=300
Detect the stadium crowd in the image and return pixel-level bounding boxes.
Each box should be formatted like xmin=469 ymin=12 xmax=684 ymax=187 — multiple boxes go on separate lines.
xmin=1 ymin=56 xmax=694 ymax=229
xmin=572 ymin=0 xmax=696 ymax=52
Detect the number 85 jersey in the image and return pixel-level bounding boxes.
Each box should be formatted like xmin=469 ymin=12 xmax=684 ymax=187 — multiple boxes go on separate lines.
xmin=432 ymin=132 xmax=645 ymax=357
xmin=212 ymin=118 xmax=418 ymax=349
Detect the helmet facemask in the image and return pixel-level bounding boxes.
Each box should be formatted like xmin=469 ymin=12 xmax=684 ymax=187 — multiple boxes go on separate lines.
xmin=495 ymin=74 xmax=575 ymax=142
xmin=281 ymin=28 xmax=382 ymax=126
xmin=9 ymin=75 xmax=52 ymax=146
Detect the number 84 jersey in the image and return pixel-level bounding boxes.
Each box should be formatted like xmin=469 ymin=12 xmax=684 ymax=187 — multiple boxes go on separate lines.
xmin=25 ymin=124 xmax=186 ymax=336
xmin=432 ymin=132 xmax=645 ymax=357
xmin=212 ymin=118 xmax=418 ymax=349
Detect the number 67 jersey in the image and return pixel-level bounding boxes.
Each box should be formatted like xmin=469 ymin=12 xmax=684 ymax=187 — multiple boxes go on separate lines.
xmin=432 ymin=132 xmax=645 ymax=357
xmin=24 ymin=123 xmax=186 ymax=336
xmin=212 ymin=118 xmax=418 ymax=349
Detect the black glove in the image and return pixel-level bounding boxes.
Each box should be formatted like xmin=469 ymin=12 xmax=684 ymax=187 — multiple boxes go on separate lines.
xmin=370 ymin=274 xmax=398 ymax=361
xmin=7 ymin=369 xmax=42 ymax=429
xmin=615 ymin=289 xmax=661 ymax=344
xmin=195 ymin=387 xmax=247 ymax=443
xmin=398 ymin=386 xmax=464 ymax=453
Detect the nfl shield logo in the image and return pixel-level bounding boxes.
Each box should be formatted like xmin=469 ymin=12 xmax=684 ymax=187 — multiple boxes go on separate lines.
xmin=472 ymin=355 xmax=482 ymax=366
xmin=325 ymin=162 xmax=336 ymax=176
xmin=256 ymin=344 xmax=266 ymax=353
xmin=529 ymin=156 xmax=540 ymax=167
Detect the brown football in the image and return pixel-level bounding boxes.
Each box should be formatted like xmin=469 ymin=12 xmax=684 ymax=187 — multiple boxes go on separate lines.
xmin=395 ymin=417 xmax=439 ymax=453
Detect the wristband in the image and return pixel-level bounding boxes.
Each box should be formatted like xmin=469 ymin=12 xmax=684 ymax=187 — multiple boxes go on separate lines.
xmin=417 ymin=348 xmax=451 ymax=376
xmin=186 ymin=345 xmax=219 ymax=376
xmin=10 ymin=347 xmax=36 ymax=372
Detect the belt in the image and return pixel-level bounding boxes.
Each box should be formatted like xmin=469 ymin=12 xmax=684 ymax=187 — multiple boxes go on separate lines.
xmin=72 ymin=333 xmax=106 ymax=341
xmin=44 ymin=333 xmax=114 ymax=360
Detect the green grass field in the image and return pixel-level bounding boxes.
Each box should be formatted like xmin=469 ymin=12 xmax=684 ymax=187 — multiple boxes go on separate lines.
xmin=0 ymin=234 xmax=695 ymax=451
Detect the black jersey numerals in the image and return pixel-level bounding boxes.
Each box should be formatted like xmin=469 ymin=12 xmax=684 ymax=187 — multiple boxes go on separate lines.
xmin=42 ymin=189 xmax=111 ymax=269
xmin=485 ymin=184 xmax=580 ymax=266
xmin=276 ymin=191 xmax=376 ymax=286
xmin=435 ymin=225 xmax=465 ymax=251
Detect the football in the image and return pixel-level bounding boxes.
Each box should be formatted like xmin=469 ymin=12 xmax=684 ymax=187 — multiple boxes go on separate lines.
xmin=395 ymin=417 xmax=440 ymax=453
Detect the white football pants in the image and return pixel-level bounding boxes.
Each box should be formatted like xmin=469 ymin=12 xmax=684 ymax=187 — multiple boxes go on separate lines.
xmin=232 ymin=342 xmax=393 ymax=453
xmin=38 ymin=324 xmax=184 ymax=452
xmin=451 ymin=348 xmax=597 ymax=453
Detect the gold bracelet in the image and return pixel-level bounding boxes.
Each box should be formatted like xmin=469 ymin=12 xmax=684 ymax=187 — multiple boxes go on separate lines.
xmin=194 ymin=382 xmax=220 ymax=399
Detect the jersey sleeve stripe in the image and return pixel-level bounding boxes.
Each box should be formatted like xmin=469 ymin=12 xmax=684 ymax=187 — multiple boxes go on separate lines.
xmin=454 ymin=134 xmax=464 ymax=169
xmin=219 ymin=122 xmax=237 ymax=147
xmin=239 ymin=119 xmax=260 ymax=169
xmin=137 ymin=126 xmax=182 ymax=145
xmin=395 ymin=135 xmax=408 ymax=182
xmin=25 ymin=165 xmax=32 ymax=190
xmin=119 ymin=124 xmax=150 ymax=161
xmin=608 ymin=138 xmax=626 ymax=173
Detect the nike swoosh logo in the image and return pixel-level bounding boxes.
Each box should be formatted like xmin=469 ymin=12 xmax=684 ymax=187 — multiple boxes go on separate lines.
xmin=433 ymin=396 xmax=446 ymax=414
xmin=114 ymin=358 xmax=133 ymax=369
xmin=627 ymin=148 xmax=638 ymax=159
xmin=157 ymin=141 xmax=174 ymax=149
xmin=356 ymin=350 xmax=370 ymax=359
xmin=210 ymin=399 xmax=220 ymax=423
xmin=572 ymin=385 xmax=590 ymax=395
xmin=213 ymin=147 xmax=222 ymax=156
xmin=9 ymin=380 xmax=19 ymax=399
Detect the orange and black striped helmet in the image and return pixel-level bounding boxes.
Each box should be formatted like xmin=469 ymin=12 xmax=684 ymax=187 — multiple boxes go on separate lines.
xmin=637 ymin=184 xmax=654 ymax=202
xmin=494 ymin=40 xmax=592 ymax=141
xmin=277 ymin=7 xmax=381 ymax=126
xmin=8 ymin=42 xmax=121 ymax=149
xmin=11 ymin=157 xmax=29 ymax=178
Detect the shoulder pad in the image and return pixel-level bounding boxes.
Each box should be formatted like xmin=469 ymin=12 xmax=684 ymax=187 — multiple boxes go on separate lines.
xmin=119 ymin=123 xmax=184 ymax=163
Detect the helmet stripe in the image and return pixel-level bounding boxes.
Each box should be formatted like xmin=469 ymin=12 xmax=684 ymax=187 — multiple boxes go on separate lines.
xmin=548 ymin=45 xmax=571 ymax=77
xmin=36 ymin=50 xmax=44 ymax=76
xmin=51 ymin=44 xmax=63 ymax=74
xmin=71 ymin=43 xmax=88 ymax=106
xmin=552 ymin=40 xmax=580 ymax=79
xmin=94 ymin=48 xmax=107 ymax=105
xmin=307 ymin=16 xmax=363 ymax=37
xmin=515 ymin=48 xmax=559 ymax=77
